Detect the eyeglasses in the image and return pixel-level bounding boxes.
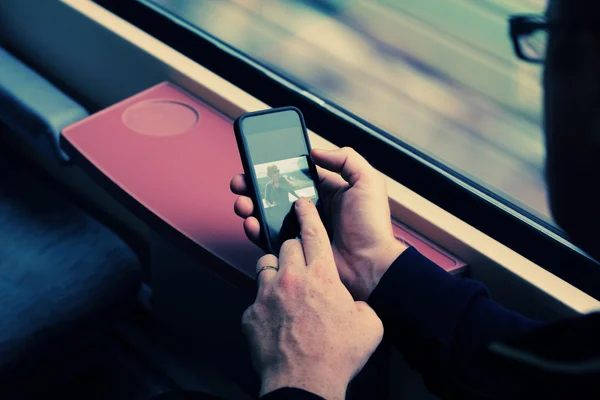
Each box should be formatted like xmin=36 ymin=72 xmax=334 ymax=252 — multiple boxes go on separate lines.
xmin=509 ymin=15 xmax=550 ymax=64
xmin=509 ymin=14 xmax=600 ymax=64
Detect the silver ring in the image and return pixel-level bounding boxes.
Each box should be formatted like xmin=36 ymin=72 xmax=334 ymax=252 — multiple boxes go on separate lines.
xmin=256 ymin=265 xmax=279 ymax=280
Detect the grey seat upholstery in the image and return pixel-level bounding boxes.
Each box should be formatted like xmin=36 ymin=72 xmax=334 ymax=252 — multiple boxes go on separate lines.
xmin=0 ymin=47 xmax=141 ymax=396
xmin=0 ymin=151 xmax=141 ymax=394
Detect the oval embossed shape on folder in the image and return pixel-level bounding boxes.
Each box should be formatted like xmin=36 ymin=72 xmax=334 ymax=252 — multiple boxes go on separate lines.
xmin=123 ymin=100 xmax=199 ymax=137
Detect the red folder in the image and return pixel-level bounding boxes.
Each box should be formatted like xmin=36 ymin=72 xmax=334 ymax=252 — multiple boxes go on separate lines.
xmin=62 ymin=82 xmax=466 ymax=280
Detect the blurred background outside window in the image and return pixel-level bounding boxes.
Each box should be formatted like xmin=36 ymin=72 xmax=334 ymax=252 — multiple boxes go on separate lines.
xmin=145 ymin=0 xmax=551 ymax=226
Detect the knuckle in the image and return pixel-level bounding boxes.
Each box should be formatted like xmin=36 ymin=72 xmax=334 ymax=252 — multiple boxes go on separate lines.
xmin=358 ymin=303 xmax=384 ymax=336
xmin=241 ymin=306 xmax=254 ymax=327
xmin=369 ymin=308 xmax=383 ymax=329
xmin=257 ymin=254 xmax=271 ymax=264
xmin=345 ymin=147 xmax=360 ymax=161
xmin=242 ymin=303 xmax=268 ymax=329
xmin=302 ymin=225 xmax=321 ymax=239
xmin=281 ymin=238 xmax=301 ymax=253
xmin=374 ymin=317 xmax=384 ymax=339
xmin=272 ymin=288 xmax=288 ymax=306
xmin=357 ymin=301 xmax=375 ymax=317
xmin=355 ymin=300 xmax=368 ymax=312
xmin=341 ymin=146 xmax=354 ymax=155
xmin=309 ymin=262 xmax=331 ymax=282
xmin=278 ymin=270 xmax=302 ymax=292
xmin=310 ymin=259 xmax=327 ymax=273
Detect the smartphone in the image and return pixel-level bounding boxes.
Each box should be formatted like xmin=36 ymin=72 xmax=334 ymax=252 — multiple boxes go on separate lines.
xmin=234 ymin=107 xmax=321 ymax=255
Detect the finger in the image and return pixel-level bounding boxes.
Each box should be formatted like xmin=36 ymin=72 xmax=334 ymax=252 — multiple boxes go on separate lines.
xmin=255 ymin=253 xmax=279 ymax=291
xmin=311 ymin=147 xmax=377 ymax=187
xmin=234 ymin=196 xmax=254 ymax=218
xmin=317 ymin=165 xmax=347 ymax=195
xmin=243 ymin=217 xmax=261 ymax=245
xmin=230 ymin=174 xmax=249 ymax=195
xmin=294 ymin=198 xmax=334 ymax=266
xmin=278 ymin=238 xmax=306 ymax=272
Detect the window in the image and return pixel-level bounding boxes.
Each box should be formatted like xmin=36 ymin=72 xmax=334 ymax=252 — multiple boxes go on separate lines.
xmin=143 ymin=0 xmax=551 ymax=226
xmin=92 ymin=0 xmax=600 ymax=296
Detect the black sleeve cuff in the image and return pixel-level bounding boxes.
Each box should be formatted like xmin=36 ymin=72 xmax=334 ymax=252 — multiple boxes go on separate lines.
xmin=260 ymin=388 xmax=326 ymax=400
xmin=368 ymin=247 xmax=489 ymax=348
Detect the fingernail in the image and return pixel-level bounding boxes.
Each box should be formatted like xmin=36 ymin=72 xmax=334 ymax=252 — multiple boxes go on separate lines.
xmin=296 ymin=197 xmax=311 ymax=208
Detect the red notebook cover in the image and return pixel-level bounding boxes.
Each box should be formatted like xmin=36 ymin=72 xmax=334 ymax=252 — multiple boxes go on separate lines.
xmin=392 ymin=221 xmax=467 ymax=275
xmin=62 ymin=82 xmax=466 ymax=278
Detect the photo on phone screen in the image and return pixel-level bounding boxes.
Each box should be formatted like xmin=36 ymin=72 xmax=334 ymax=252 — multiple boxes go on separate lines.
xmin=235 ymin=108 xmax=320 ymax=254
xmin=255 ymin=156 xmax=319 ymax=248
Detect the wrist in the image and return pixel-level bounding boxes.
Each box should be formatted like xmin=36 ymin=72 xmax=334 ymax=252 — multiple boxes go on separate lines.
xmin=260 ymin=368 xmax=348 ymax=400
xmin=366 ymin=239 xmax=407 ymax=298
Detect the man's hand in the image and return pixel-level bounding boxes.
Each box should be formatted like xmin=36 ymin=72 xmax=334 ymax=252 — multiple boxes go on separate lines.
xmin=242 ymin=198 xmax=383 ymax=400
xmin=231 ymin=147 xmax=407 ymax=300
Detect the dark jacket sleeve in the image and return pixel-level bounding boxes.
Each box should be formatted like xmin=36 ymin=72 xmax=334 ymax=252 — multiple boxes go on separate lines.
xmin=260 ymin=388 xmax=325 ymax=400
xmin=368 ymin=247 xmax=547 ymax=398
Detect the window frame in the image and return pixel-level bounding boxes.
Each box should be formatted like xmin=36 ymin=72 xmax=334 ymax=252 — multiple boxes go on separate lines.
xmin=92 ymin=0 xmax=600 ymax=298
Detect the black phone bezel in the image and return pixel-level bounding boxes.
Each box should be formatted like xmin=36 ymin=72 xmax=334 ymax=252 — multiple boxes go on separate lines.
xmin=233 ymin=106 xmax=322 ymax=255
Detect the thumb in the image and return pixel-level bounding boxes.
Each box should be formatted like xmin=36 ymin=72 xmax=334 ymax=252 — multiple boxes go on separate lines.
xmin=311 ymin=147 xmax=378 ymax=187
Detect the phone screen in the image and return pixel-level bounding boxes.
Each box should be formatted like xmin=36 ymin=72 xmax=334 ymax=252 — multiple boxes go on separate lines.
xmin=240 ymin=109 xmax=320 ymax=253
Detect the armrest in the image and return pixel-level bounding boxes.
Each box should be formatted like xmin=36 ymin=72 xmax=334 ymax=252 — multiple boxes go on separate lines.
xmin=0 ymin=47 xmax=88 ymax=162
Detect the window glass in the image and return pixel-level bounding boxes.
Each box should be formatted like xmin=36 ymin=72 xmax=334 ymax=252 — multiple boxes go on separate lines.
xmin=145 ymin=0 xmax=552 ymax=224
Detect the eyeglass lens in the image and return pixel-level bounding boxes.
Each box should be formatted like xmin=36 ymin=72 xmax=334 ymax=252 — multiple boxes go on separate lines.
xmin=518 ymin=28 xmax=548 ymax=62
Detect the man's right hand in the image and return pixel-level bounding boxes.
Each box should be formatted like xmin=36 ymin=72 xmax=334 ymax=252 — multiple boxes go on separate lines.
xmin=231 ymin=147 xmax=407 ymax=300
xmin=243 ymin=198 xmax=383 ymax=400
